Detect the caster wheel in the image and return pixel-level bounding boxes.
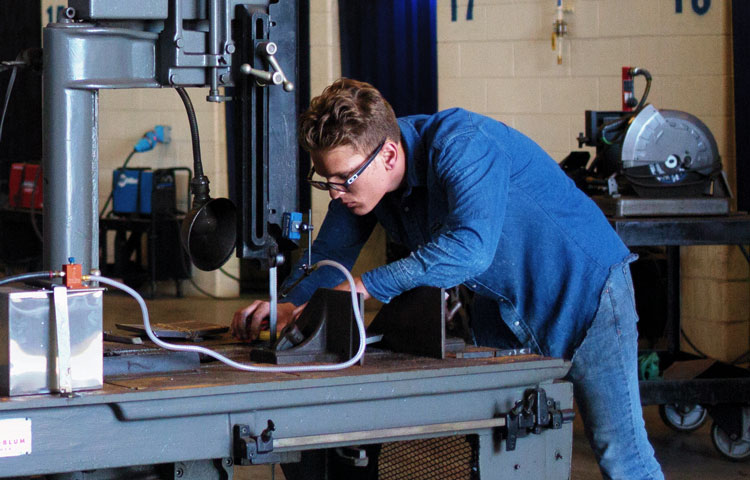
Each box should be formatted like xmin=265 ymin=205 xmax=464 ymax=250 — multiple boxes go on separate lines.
xmin=659 ymin=403 xmax=708 ymax=433
xmin=711 ymin=422 xmax=750 ymax=461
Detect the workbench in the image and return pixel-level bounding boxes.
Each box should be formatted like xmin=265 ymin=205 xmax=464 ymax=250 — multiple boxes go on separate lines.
xmin=608 ymin=213 xmax=750 ymax=406
xmin=0 ymin=350 xmax=573 ymax=479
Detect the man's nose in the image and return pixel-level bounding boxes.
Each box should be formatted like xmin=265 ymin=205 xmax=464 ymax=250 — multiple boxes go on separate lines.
xmin=329 ymin=188 xmax=343 ymax=200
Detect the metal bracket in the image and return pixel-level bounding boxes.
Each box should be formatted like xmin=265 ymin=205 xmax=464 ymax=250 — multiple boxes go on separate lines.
xmin=234 ymin=421 xmax=300 ymax=466
xmin=504 ymin=388 xmax=575 ymax=451
xmin=333 ymin=447 xmax=369 ymax=467
xmin=52 ymin=286 xmax=74 ymax=396
xmin=251 ymin=289 xmax=363 ymax=365
xmin=606 ymin=173 xmax=620 ymax=197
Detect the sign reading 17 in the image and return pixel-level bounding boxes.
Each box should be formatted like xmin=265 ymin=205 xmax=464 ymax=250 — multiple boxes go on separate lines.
xmin=676 ymin=0 xmax=711 ymax=15
xmin=46 ymin=5 xmax=67 ymax=23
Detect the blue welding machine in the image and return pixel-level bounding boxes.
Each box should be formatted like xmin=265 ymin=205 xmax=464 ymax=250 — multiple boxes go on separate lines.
xmin=113 ymin=168 xmax=152 ymax=215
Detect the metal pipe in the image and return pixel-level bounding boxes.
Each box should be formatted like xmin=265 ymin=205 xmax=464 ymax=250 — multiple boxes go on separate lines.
xmin=273 ymin=418 xmax=507 ymax=449
xmin=269 ymin=266 xmax=277 ymax=343
xmin=208 ymin=0 xmax=221 ymax=97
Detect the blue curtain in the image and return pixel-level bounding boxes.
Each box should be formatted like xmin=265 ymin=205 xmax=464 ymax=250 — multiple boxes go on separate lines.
xmin=338 ymin=0 xmax=437 ymax=117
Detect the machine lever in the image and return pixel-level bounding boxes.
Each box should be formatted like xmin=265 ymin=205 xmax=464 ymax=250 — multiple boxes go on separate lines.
xmin=234 ymin=422 xmax=300 ymax=466
xmin=240 ymin=64 xmax=283 ymax=85
xmin=255 ymin=42 xmax=295 ymax=92
xmin=504 ymin=387 xmax=574 ymax=451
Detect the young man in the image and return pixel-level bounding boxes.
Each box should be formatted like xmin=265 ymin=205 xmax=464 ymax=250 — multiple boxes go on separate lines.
xmin=232 ymin=78 xmax=664 ymax=479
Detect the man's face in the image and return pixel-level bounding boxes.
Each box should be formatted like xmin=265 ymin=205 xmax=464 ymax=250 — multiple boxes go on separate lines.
xmin=310 ymin=143 xmax=389 ymax=216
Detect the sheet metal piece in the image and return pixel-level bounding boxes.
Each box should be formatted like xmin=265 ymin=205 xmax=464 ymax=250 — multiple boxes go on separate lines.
xmin=115 ymin=321 xmax=229 ymax=340
xmin=368 ymin=287 xmax=453 ymax=359
xmin=52 ymin=286 xmax=73 ymax=395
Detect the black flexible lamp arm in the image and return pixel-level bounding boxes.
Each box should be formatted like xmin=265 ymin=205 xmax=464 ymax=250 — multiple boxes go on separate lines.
xmin=175 ymin=86 xmax=210 ymax=207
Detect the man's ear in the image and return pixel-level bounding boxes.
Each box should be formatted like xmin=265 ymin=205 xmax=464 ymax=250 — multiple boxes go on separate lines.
xmin=381 ymin=141 xmax=400 ymax=171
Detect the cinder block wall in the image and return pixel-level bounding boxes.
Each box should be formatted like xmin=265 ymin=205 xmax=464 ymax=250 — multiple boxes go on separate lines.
xmin=311 ymin=0 xmax=746 ymax=361
xmin=440 ymin=0 xmax=746 ymax=362
xmin=309 ymin=0 xmax=388 ymax=283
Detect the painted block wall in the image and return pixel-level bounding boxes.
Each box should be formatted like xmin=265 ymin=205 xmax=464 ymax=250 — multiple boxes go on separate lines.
xmin=309 ymin=0 xmax=388 ymax=287
xmin=437 ymin=0 xmax=745 ymax=362
xmin=310 ymin=0 xmax=746 ymax=360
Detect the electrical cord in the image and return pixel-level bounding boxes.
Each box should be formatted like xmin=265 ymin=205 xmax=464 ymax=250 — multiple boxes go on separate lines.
xmin=171 ymin=215 xmax=237 ymax=300
xmin=731 ymin=350 xmax=750 ymax=366
xmin=0 ymin=49 xmax=42 ymax=143
xmin=29 ymin=167 xmax=43 ymax=242
xmin=220 ymin=267 xmax=240 ymax=282
xmin=0 ymin=59 xmax=18 ymax=144
xmin=680 ymin=328 xmax=708 ymax=359
xmin=99 ymin=149 xmax=137 ymax=218
xmin=738 ymin=245 xmax=750 ymax=265
xmin=599 ymin=68 xmax=652 ymax=146
xmin=90 ymin=260 xmax=367 ymax=372
xmin=175 ymin=87 xmax=204 ymax=179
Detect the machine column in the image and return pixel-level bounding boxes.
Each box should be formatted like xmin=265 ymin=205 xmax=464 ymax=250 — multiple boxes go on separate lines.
xmin=43 ymin=23 xmax=99 ymax=272
xmin=42 ymin=21 xmax=159 ymax=273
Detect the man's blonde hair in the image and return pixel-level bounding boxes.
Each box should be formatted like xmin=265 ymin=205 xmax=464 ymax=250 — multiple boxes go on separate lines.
xmin=299 ymin=78 xmax=400 ymax=155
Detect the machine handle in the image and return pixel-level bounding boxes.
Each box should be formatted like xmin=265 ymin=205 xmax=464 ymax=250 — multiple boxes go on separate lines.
xmin=249 ymin=41 xmax=294 ymax=92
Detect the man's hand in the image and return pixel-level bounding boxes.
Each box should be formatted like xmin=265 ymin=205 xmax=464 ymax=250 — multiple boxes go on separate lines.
xmin=333 ymin=275 xmax=371 ymax=300
xmin=231 ymin=301 xmax=304 ymax=342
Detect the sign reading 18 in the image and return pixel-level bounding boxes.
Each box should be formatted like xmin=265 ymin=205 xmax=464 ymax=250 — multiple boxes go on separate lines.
xmin=676 ymin=0 xmax=711 ymax=15
xmin=46 ymin=5 xmax=66 ymax=23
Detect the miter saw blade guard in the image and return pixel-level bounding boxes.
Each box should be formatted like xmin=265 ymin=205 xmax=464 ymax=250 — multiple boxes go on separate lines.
xmin=619 ymin=105 xmax=724 ymax=198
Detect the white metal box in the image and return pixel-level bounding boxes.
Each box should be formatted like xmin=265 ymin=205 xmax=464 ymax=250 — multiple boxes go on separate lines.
xmin=0 ymin=287 xmax=103 ymax=396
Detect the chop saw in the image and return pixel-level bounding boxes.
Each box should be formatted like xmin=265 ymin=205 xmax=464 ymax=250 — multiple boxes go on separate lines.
xmin=564 ymin=67 xmax=731 ymax=216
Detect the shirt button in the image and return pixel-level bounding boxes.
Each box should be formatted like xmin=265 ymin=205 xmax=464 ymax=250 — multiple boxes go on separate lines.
xmin=513 ymin=321 xmax=520 ymax=326
xmin=404 ymin=206 xmax=409 ymax=212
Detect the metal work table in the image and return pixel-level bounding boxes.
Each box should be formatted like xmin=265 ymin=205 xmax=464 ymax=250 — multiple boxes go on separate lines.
xmin=608 ymin=213 xmax=750 ymax=406
xmin=0 ymin=351 xmax=573 ymax=479
xmin=609 ymin=213 xmax=750 ymax=247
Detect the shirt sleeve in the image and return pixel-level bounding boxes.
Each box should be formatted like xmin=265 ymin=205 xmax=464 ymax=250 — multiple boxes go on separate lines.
xmin=362 ymin=131 xmax=511 ymax=303
xmin=280 ymin=198 xmax=378 ymax=306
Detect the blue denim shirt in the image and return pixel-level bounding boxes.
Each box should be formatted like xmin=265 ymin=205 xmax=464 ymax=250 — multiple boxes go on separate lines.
xmin=281 ymin=108 xmax=630 ymax=359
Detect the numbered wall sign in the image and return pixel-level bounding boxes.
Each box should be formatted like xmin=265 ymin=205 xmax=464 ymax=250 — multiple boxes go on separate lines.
xmin=676 ymin=0 xmax=711 ymax=15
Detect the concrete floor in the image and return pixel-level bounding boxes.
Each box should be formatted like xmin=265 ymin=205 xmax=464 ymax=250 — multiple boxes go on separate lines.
xmin=102 ymin=293 xmax=750 ymax=479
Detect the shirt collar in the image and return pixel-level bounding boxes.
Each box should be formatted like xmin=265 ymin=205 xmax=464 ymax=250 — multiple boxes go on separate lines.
xmin=397 ymin=117 xmax=427 ymax=198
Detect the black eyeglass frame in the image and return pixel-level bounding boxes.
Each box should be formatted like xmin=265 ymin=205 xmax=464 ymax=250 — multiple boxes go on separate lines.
xmin=307 ymin=139 xmax=386 ymax=192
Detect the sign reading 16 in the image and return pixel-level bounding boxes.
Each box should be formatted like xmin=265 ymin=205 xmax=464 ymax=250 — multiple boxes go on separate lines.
xmin=676 ymin=0 xmax=711 ymax=15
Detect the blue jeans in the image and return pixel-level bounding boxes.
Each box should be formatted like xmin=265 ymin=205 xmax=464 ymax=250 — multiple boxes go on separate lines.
xmin=565 ymin=256 xmax=663 ymax=479
xmin=472 ymin=255 xmax=663 ymax=479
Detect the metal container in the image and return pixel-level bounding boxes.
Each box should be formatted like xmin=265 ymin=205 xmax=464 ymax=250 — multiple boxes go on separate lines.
xmin=0 ymin=287 xmax=103 ymax=396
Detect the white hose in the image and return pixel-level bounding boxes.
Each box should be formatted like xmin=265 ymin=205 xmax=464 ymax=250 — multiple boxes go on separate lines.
xmin=0 ymin=271 xmax=58 ymax=286
xmin=88 ymin=259 xmax=367 ymax=372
